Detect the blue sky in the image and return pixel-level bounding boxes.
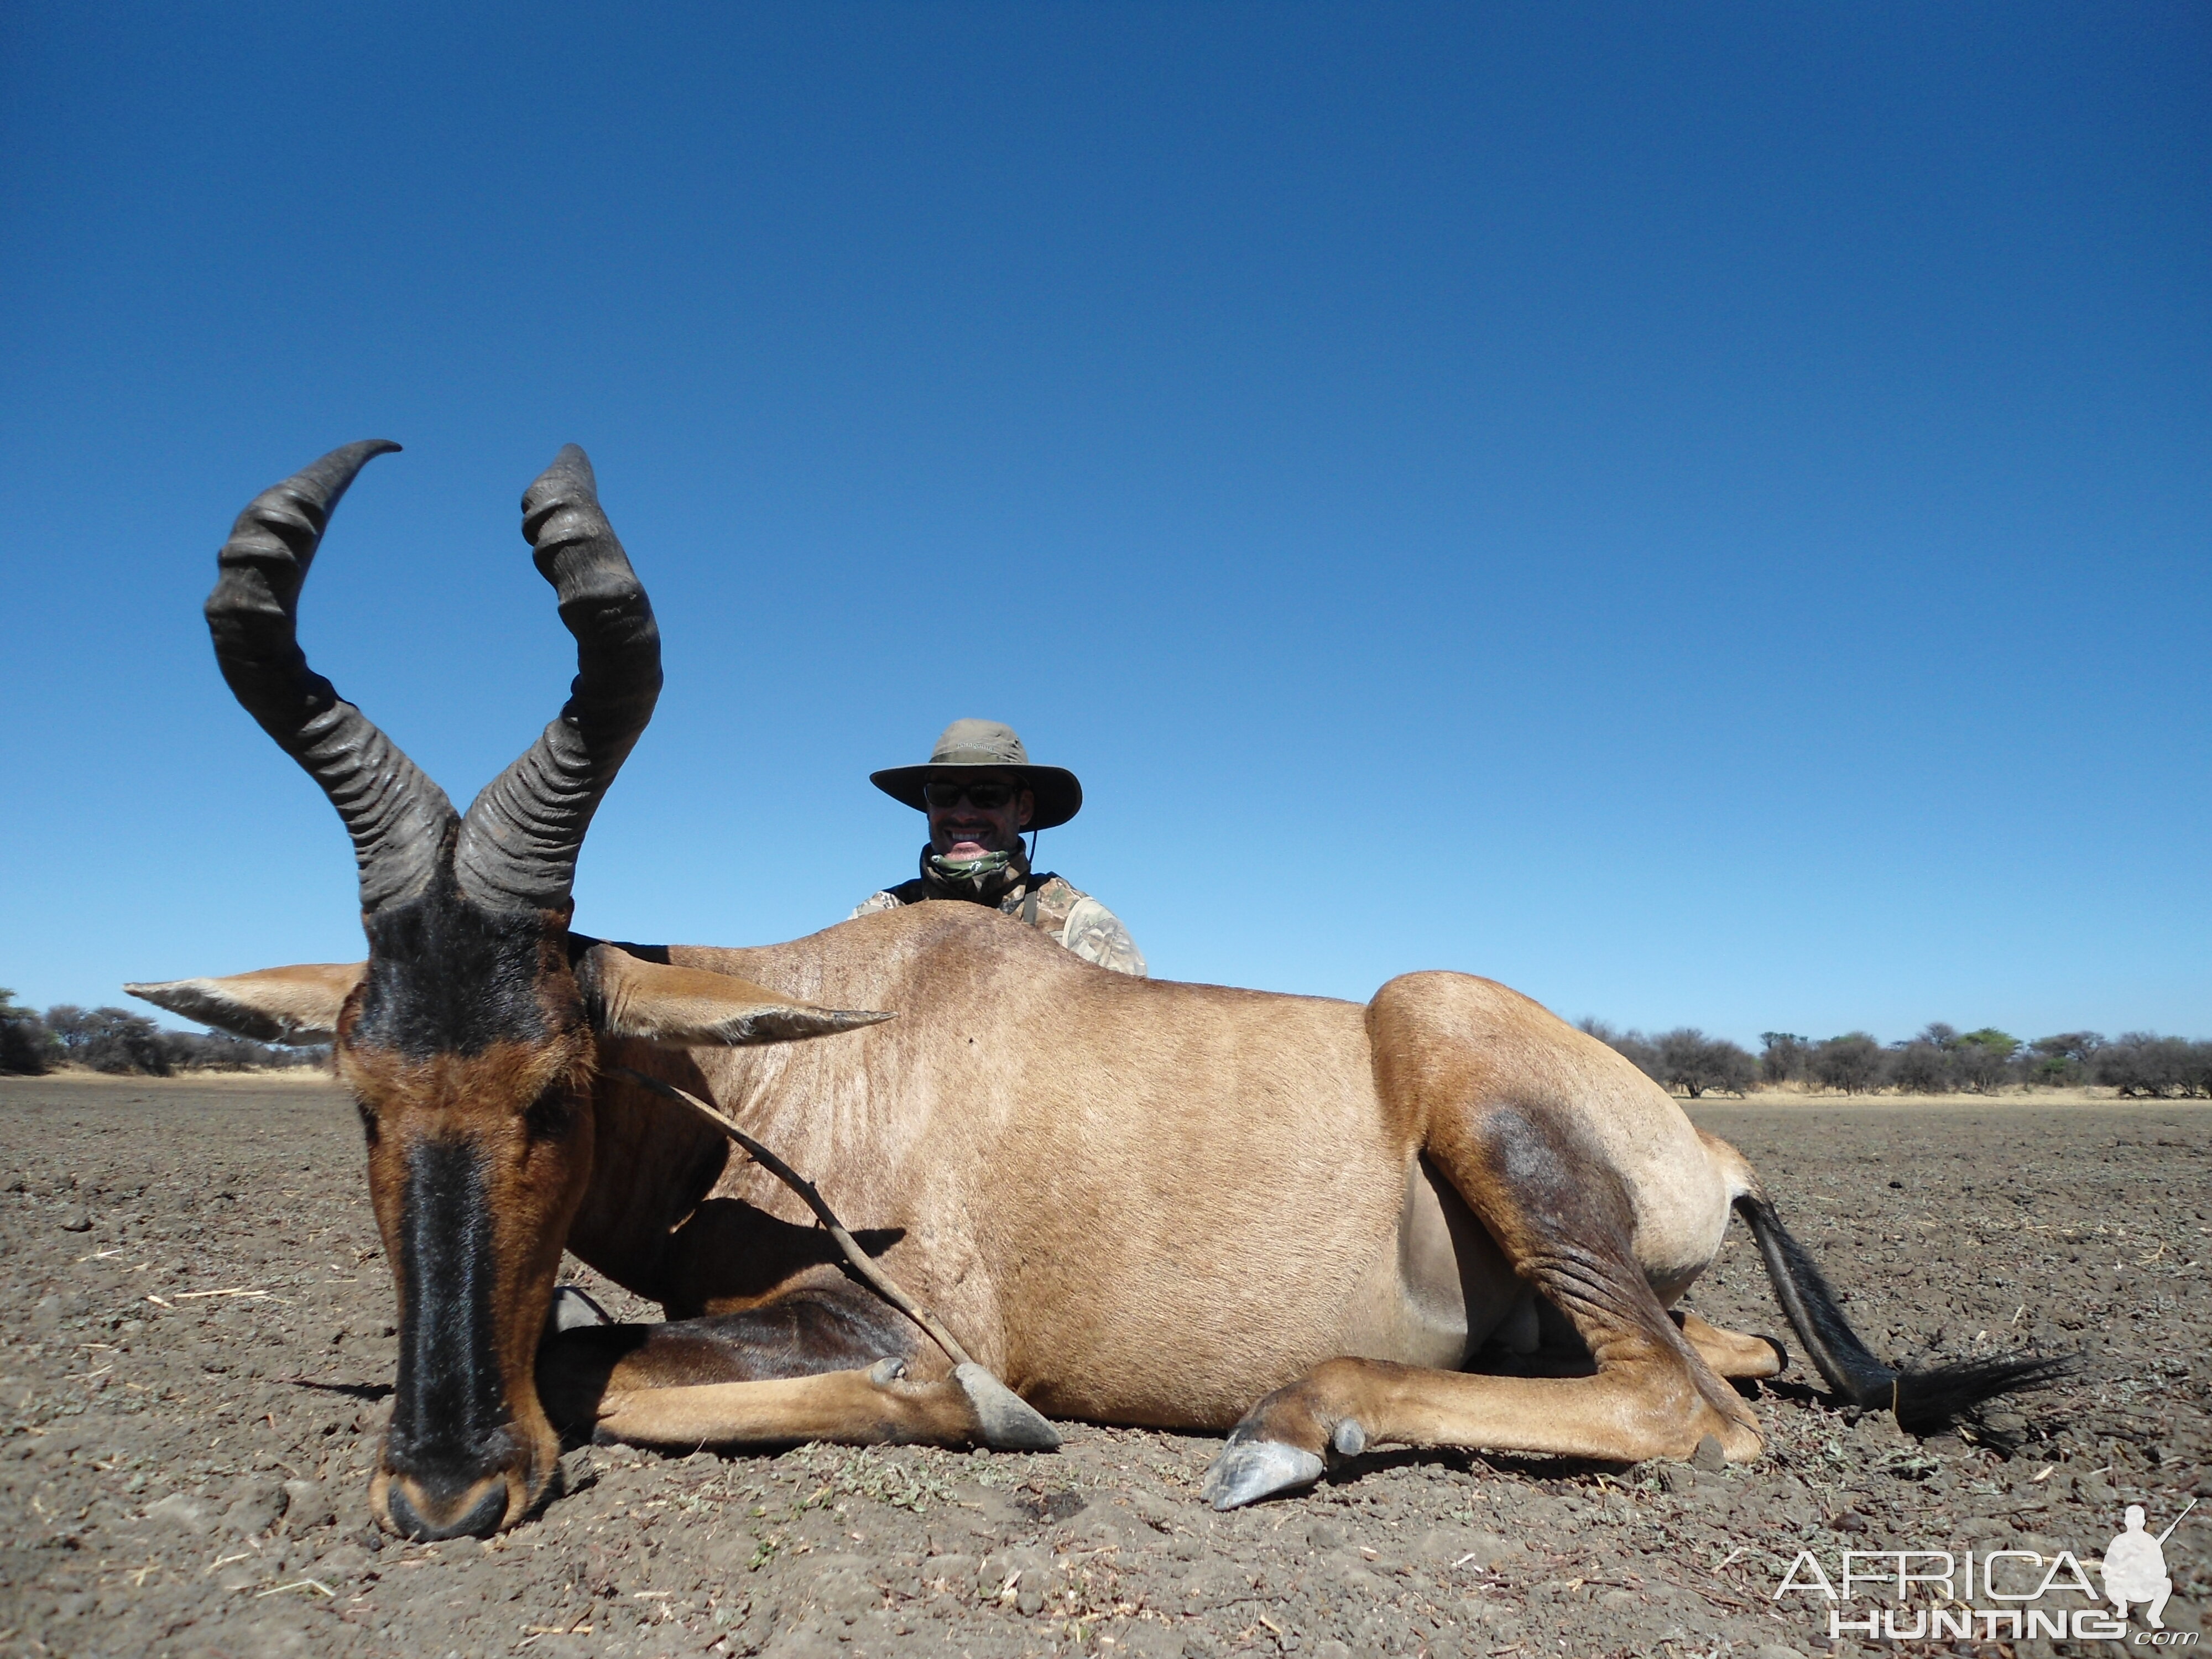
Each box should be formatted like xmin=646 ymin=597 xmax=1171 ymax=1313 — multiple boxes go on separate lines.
xmin=2 ymin=3 xmax=2205 ymax=1048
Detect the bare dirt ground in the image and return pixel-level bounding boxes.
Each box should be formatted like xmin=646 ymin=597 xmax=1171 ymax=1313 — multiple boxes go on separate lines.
xmin=2 ymin=1074 xmax=2205 ymax=1659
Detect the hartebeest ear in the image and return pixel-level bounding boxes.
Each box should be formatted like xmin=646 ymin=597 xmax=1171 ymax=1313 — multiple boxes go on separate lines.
xmin=125 ymin=963 xmax=365 ymax=1044
xmin=576 ymin=945 xmax=893 ymax=1047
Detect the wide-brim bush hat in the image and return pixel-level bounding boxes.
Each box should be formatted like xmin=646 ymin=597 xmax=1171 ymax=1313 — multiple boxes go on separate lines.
xmin=870 ymin=719 xmax=1083 ymax=831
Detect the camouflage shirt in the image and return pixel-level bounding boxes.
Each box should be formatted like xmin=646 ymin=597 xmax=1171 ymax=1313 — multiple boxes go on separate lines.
xmin=849 ymin=847 xmax=1147 ymax=977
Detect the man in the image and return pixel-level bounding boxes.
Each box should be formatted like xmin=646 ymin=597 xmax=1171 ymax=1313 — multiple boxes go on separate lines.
xmin=851 ymin=718 xmax=1146 ymax=975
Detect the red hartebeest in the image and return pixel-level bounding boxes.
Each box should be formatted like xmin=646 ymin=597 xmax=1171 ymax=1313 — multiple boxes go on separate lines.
xmin=133 ymin=442 xmax=2062 ymax=1541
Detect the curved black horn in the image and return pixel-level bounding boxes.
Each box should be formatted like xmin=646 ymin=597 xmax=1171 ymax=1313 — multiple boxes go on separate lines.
xmin=453 ymin=445 xmax=661 ymax=911
xmin=207 ymin=440 xmax=457 ymax=912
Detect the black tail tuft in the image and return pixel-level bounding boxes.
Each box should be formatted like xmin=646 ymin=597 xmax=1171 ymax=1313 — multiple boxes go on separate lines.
xmin=1891 ymin=1354 xmax=2077 ymax=1434
xmin=1732 ymin=1194 xmax=2073 ymax=1433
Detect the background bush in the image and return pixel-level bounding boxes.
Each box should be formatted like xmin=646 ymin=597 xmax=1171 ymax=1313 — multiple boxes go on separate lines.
xmin=1583 ymin=1021 xmax=2212 ymax=1098
xmin=0 ymin=990 xmax=324 ymax=1077
xmin=0 ymin=989 xmax=56 ymax=1075
xmin=1757 ymin=1033 xmax=1812 ymax=1086
xmin=8 ymin=978 xmax=2204 ymax=1095
xmin=2095 ymin=1032 xmax=2212 ymax=1099
xmin=1576 ymin=1021 xmax=1756 ymax=1098
xmin=1809 ymin=1032 xmax=1885 ymax=1095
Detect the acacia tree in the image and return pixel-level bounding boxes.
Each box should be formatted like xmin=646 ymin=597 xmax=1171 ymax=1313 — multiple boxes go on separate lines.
xmin=1888 ymin=1039 xmax=1952 ymax=1094
xmin=44 ymin=1005 xmax=172 ymax=1075
xmin=1953 ymin=1029 xmax=2019 ymax=1093
xmin=2097 ymin=1033 xmax=2212 ymax=1099
xmin=1654 ymin=1029 xmax=1756 ymax=1098
xmin=1812 ymin=1032 xmax=1885 ymax=1095
xmin=36 ymin=1001 xmax=321 ymax=1075
xmin=1759 ymin=1033 xmax=1811 ymax=1086
xmin=2027 ymin=1032 xmax=2103 ymax=1087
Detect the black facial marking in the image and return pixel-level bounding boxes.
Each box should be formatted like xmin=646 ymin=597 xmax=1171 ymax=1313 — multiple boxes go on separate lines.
xmin=355 ymin=875 xmax=554 ymax=1059
xmin=385 ymin=1138 xmax=512 ymax=1480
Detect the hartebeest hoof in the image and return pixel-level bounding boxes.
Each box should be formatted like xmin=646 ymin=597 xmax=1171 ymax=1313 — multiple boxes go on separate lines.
xmin=1201 ymin=1432 xmax=1325 ymax=1510
xmin=954 ymin=1363 xmax=1060 ymax=1452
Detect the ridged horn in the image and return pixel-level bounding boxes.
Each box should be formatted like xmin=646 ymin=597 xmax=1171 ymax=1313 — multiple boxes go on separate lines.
xmin=206 ymin=441 xmax=457 ymax=912
xmin=453 ymin=445 xmax=662 ymax=911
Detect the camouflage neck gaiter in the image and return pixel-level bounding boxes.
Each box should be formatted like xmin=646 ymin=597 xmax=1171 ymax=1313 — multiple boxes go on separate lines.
xmin=920 ymin=843 xmax=1030 ymax=905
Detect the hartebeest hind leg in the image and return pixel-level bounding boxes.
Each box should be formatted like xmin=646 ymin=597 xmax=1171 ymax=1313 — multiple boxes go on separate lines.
xmin=1206 ymin=974 xmax=1763 ymax=1509
xmin=538 ymin=1281 xmax=1057 ymax=1453
xmin=1206 ymin=1099 xmax=1760 ymax=1506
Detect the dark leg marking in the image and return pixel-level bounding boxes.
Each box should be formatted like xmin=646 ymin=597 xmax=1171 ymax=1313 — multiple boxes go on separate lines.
xmin=538 ymin=1277 xmax=922 ymax=1438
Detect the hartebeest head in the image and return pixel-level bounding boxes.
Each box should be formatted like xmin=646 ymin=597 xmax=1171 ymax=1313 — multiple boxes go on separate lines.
xmin=131 ymin=443 xmax=883 ymax=1539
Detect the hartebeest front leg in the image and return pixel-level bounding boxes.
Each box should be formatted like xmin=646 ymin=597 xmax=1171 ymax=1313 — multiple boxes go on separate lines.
xmin=538 ymin=1282 xmax=1058 ymax=1454
xmin=592 ymin=1360 xmax=1058 ymax=1452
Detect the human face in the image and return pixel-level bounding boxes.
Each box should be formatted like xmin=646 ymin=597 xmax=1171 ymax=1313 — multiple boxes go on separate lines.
xmin=927 ymin=771 xmax=1034 ymax=861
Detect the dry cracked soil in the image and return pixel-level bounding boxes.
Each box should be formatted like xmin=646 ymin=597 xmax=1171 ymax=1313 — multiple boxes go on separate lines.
xmin=2 ymin=1074 xmax=2206 ymax=1659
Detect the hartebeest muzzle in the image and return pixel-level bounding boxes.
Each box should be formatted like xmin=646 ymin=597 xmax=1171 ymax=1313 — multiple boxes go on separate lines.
xmin=379 ymin=1138 xmax=530 ymax=1540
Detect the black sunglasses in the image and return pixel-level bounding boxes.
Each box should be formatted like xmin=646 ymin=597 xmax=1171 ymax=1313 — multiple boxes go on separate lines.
xmin=925 ymin=779 xmax=1018 ymax=811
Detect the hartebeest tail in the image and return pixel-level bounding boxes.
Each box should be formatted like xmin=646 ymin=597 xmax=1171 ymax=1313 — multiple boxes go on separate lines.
xmin=1734 ymin=1193 xmax=2073 ymax=1432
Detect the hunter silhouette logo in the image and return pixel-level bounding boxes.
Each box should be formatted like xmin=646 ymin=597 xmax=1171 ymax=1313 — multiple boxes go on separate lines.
xmin=2106 ymin=1501 xmax=2193 ymax=1631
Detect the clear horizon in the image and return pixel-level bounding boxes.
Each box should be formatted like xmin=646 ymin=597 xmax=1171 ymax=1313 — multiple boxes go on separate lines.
xmin=2 ymin=4 xmax=2205 ymax=1050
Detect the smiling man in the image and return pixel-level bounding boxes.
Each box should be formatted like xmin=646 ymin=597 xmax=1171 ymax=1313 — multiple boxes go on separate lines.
xmin=849 ymin=718 xmax=1146 ymax=975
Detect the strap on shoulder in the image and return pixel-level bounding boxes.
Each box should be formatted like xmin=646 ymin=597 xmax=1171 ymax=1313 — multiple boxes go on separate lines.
xmin=1018 ymin=872 xmax=1068 ymax=928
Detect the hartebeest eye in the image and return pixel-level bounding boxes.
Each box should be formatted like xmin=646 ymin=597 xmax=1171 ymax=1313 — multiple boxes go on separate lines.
xmin=523 ymin=1089 xmax=575 ymax=1144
